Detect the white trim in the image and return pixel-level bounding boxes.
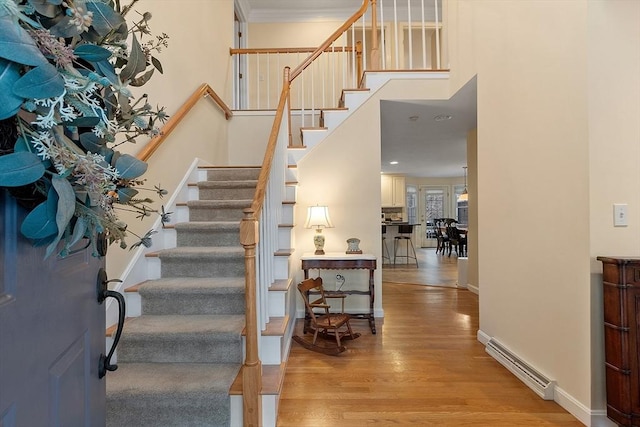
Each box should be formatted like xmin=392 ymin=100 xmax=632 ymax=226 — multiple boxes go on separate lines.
xmin=467 ymin=283 xmax=479 ymax=294
xmin=234 ymin=0 xmax=250 ymax=22
xmin=476 ymin=329 xmax=490 ymax=345
xmin=478 ymin=329 xmax=611 ymax=427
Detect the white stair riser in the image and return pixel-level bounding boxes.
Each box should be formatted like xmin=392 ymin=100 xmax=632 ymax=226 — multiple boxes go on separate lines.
xmin=281 ymin=204 xmax=294 ymax=224
xmin=285 ymin=185 xmax=296 ymax=201
xmin=278 ymin=228 xmax=292 ymax=251
xmin=268 ymin=291 xmax=287 ymax=317
xmin=321 ymin=110 xmax=349 ymax=129
xmin=299 ymin=129 xmax=327 ymax=148
xmin=274 ymin=256 xmax=290 ymax=280
xmin=342 ymin=91 xmax=370 ymax=110
xmin=146 ymin=257 xmax=161 ymax=279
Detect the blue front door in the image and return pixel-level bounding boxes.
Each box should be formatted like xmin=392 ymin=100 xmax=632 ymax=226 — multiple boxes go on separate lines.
xmin=0 ymin=190 xmax=106 ymax=425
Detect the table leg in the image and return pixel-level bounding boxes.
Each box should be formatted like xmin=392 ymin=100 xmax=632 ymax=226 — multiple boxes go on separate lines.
xmin=302 ymin=269 xmax=310 ymax=333
xmin=369 ymin=269 xmax=376 ymax=334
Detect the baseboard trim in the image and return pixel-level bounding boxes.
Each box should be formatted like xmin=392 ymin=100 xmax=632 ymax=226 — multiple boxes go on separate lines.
xmin=478 ymin=329 xmax=611 ymax=427
xmin=467 ymin=284 xmax=479 ymax=295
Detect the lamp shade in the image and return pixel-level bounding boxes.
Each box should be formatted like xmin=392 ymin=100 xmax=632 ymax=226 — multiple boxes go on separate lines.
xmin=305 ymin=206 xmax=333 ymax=229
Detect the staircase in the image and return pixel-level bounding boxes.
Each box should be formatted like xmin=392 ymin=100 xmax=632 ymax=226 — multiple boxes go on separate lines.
xmin=106 ymin=167 xmax=266 ymax=427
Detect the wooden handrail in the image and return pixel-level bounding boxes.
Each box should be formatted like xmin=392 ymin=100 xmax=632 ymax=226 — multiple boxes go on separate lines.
xmin=137 ymin=83 xmax=232 ymax=162
xmin=230 ymin=46 xmax=357 ymax=55
xmin=290 ymin=0 xmax=370 ymax=81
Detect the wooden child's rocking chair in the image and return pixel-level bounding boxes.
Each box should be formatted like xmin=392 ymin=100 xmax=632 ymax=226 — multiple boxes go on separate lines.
xmin=293 ymin=277 xmax=360 ymax=355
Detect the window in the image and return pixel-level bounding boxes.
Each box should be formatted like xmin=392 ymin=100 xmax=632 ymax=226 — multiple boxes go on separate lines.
xmin=453 ymin=184 xmax=468 ymax=226
xmin=406 ymin=185 xmax=417 ymax=224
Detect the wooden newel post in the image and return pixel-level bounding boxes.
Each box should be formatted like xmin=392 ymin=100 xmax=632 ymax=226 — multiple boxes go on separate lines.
xmin=284 ymin=67 xmax=292 ymax=147
xmin=240 ymin=208 xmax=262 ymax=426
xmin=370 ymin=0 xmax=380 ymax=69
xmin=356 ymin=40 xmax=363 ymax=85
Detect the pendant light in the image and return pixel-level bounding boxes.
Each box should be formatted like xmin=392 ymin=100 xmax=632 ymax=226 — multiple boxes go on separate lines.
xmin=458 ymin=166 xmax=468 ymax=202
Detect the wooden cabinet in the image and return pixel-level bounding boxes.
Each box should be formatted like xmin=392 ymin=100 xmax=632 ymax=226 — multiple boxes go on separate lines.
xmin=597 ymin=256 xmax=640 ymax=427
xmin=381 ymin=175 xmax=405 ymax=207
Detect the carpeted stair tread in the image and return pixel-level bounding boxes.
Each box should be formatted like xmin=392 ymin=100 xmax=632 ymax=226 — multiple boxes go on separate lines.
xmin=106 ymin=362 xmax=239 ymax=427
xmin=158 ymin=246 xmax=244 ymax=257
xmin=138 ymin=277 xmax=245 ymax=294
xmin=136 ymin=277 xmax=245 ymax=315
xmin=174 ymin=221 xmax=240 ymax=231
xmin=198 ymin=180 xmax=257 ymax=188
xmin=188 ymin=200 xmax=252 ymax=208
xmin=117 ymin=315 xmax=245 ymax=363
xmin=107 ymin=362 xmax=239 ymax=395
xmin=204 ymin=167 xmax=261 ymax=181
xmin=121 ymin=314 xmax=245 ymax=337
xmin=187 ymin=200 xmax=252 ymax=221
xmin=174 ymin=221 xmax=241 ymax=247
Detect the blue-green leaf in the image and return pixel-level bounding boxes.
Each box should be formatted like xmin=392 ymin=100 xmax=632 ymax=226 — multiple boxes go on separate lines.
xmin=86 ymin=1 xmax=125 ymax=36
xmin=45 ymin=175 xmax=77 ymax=258
xmin=0 ymin=152 xmax=45 ymax=186
xmin=0 ymin=16 xmax=49 ymax=67
xmin=13 ymin=136 xmax=28 ymax=152
xmin=117 ymin=187 xmax=138 ymax=203
xmin=29 ymin=0 xmax=61 ymax=18
xmin=65 ymin=116 xmax=101 ymax=127
xmin=48 ymin=16 xmax=83 ymax=39
xmin=79 ymin=132 xmax=105 ymax=153
xmin=20 ymin=194 xmax=58 ymax=240
xmin=93 ymin=59 xmax=118 ymax=85
xmin=68 ymin=216 xmax=88 ymax=248
xmin=0 ymin=58 xmax=24 ymax=119
xmin=120 ymin=33 xmax=146 ymax=82
xmin=114 ymin=153 xmax=147 ymax=179
xmin=13 ymin=62 xmax=65 ymax=99
xmin=74 ymin=44 xmax=112 ymax=62
xmin=151 ymin=56 xmax=163 ymax=74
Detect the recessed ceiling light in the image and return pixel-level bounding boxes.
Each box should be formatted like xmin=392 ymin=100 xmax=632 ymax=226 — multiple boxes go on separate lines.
xmin=409 ymin=115 xmax=419 ymax=121
xmin=389 ymin=161 xmax=399 ymax=165
xmin=434 ymin=114 xmax=453 ymax=121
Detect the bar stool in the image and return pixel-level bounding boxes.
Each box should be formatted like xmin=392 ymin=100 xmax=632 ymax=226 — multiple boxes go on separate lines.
xmin=393 ymin=224 xmax=418 ymax=267
xmin=382 ymin=225 xmax=390 ymax=264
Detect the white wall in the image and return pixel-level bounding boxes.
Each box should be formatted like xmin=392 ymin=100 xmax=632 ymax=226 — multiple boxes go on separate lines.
xmin=447 ymin=0 xmax=640 ymax=423
xmin=106 ymin=0 xmax=236 ymax=280
xmin=587 ymin=0 xmax=640 ymax=415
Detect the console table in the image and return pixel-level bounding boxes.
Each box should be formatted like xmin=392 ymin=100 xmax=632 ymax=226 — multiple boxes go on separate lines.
xmin=301 ymin=252 xmax=377 ymax=334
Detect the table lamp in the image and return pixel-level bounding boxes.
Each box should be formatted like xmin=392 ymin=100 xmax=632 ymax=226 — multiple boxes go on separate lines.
xmin=305 ymin=205 xmax=333 ymax=255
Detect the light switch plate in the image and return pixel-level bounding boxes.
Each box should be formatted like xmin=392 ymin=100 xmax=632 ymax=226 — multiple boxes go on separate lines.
xmin=614 ymin=203 xmax=628 ymax=227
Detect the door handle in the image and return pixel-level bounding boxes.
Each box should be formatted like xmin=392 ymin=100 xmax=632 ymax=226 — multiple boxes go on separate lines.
xmin=96 ymin=268 xmax=125 ymax=378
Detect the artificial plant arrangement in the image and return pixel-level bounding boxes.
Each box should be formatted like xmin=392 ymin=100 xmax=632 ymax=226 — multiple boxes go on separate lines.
xmin=0 ymin=0 xmax=170 ymax=257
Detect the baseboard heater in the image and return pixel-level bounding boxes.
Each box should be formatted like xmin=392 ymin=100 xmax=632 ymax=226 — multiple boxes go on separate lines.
xmin=485 ymin=338 xmax=556 ymax=400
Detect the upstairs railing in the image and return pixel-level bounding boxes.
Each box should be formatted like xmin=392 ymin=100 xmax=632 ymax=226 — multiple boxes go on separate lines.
xmin=239 ymin=1 xmax=445 ymax=424
xmin=230 ymin=0 xmax=444 ymax=134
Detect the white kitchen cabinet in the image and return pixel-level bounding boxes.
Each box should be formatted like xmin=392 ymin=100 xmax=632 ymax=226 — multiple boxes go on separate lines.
xmin=381 ymin=175 xmax=405 ymax=207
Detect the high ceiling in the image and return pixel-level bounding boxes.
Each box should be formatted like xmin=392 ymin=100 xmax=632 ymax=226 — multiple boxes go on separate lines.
xmin=238 ymin=0 xmax=475 ymax=179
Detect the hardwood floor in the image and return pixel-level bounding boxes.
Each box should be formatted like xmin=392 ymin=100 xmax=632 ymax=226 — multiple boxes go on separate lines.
xmin=277 ymin=250 xmax=582 ymax=426
xmin=382 ymin=247 xmax=459 ymax=287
